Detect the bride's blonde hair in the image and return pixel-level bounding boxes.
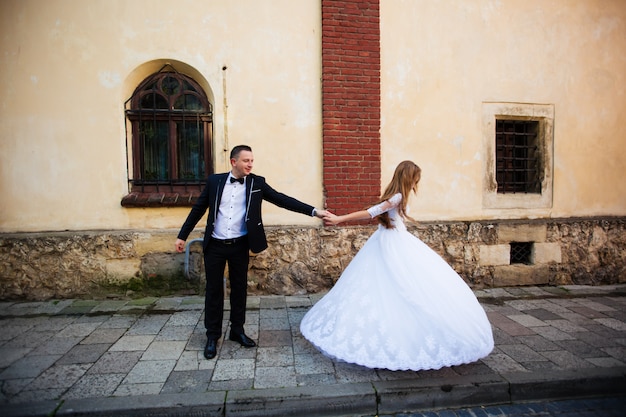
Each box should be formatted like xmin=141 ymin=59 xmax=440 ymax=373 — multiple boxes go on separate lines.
xmin=377 ymin=161 xmax=422 ymax=229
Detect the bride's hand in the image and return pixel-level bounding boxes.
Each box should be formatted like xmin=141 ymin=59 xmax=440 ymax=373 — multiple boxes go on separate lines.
xmin=323 ymin=212 xmax=341 ymax=226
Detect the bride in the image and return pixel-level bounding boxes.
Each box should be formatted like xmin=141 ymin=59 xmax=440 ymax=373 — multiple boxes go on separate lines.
xmin=300 ymin=161 xmax=494 ymax=371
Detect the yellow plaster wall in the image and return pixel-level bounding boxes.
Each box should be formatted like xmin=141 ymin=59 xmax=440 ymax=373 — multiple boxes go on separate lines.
xmin=380 ymin=0 xmax=626 ymax=220
xmin=1 ymin=0 xmax=625 ymax=235
xmin=0 ymin=0 xmax=323 ymax=233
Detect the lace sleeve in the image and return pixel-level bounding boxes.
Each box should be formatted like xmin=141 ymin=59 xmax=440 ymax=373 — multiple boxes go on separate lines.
xmin=367 ymin=193 xmax=402 ymax=218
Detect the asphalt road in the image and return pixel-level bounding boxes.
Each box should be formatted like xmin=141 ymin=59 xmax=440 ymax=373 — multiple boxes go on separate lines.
xmin=371 ymin=396 xmax=626 ymax=417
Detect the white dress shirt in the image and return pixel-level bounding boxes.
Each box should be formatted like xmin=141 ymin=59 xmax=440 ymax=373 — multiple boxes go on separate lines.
xmin=212 ymin=174 xmax=247 ymax=239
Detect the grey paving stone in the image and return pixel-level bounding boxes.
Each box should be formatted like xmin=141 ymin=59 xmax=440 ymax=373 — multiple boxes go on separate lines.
xmin=334 ymin=362 xmax=380 ymax=383
xmin=506 ymin=299 xmax=543 ymax=311
xmin=28 ymin=335 xmax=83 ymax=356
xmin=141 ymin=340 xmax=186 ymax=360
xmin=555 ymin=311 xmax=598 ymax=326
xmin=286 ymin=296 xmax=312 ymax=308
xmin=56 ymin=321 xmax=101 ymax=338
xmin=208 ymin=377 xmax=253 ymax=391
xmin=99 ymin=314 xmax=137 ymax=329
xmin=126 ymin=315 xmax=169 ymax=335
xmin=594 ymin=317 xmax=626 ymax=331
xmin=517 ymin=334 xmax=561 ymax=351
xmin=219 ymin=342 xmax=256 ymax=360
xmin=554 ymin=339 xmax=608 ymax=358
xmin=571 ymin=330 xmax=621 ymax=348
xmin=79 ymin=327 xmax=125 ymax=345
xmin=62 ymin=373 xmax=125 ymax=400
xmin=481 ymin=353 xmax=529 ymax=373
xmin=569 ymin=305 xmax=609 ymax=319
xmin=532 ymin=325 xmax=577 ymax=341
xmin=580 ymin=323 xmax=623 ymax=339
xmin=6 ymin=302 xmax=48 ymax=316
xmin=294 ymin=353 xmax=335 ymax=375
xmin=487 ymin=312 xmax=537 ymax=336
xmin=492 ymin=327 xmax=518 ymax=345
xmin=413 ymin=366 xmax=461 ymax=379
xmin=296 ymin=372 xmax=337 ymax=386
xmin=26 ymin=363 xmax=90 ymax=390
xmin=524 ymin=308 xmax=564 ymax=321
xmin=586 ymin=356 xmax=626 ymax=367
xmin=87 ymin=351 xmax=143 ymax=374
xmin=499 ymin=344 xmax=547 ymax=362
xmin=0 ymin=354 xmax=61 ymax=379
xmin=256 ymin=346 xmax=294 ymax=367
xmin=212 ymin=358 xmax=255 ymax=381
xmin=113 ymin=382 xmax=163 ymax=397
xmin=519 ymin=360 xmax=562 ymax=371
xmin=258 ymin=329 xmax=292 ymax=347
xmin=3 ymin=330 xmax=56 ymax=349
xmin=90 ymin=300 xmax=129 ymax=312
xmin=508 ymin=314 xmax=549 ymax=327
xmin=538 ymin=299 xmax=577 ymax=314
xmin=448 ymin=361 xmax=495 ymax=376
xmin=0 ymin=347 xmax=33 ymax=368
xmin=600 ymin=346 xmax=626 ymax=361
xmin=56 ymin=343 xmax=110 ymax=365
xmin=123 ymin=359 xmax=176 ymax=384
xmin=174 ymin=351 xmax=205 ymax=371
xmin=154 ymin=297 xmax=183 ymax=310
xmin=161 ymin=370 xmax=210 ymax=393
xmin=0 ymin=377 xmax=33 ymax=396
xmin=254 ymin=365 xmax=296 ymax=389
xmin=259 ymin=296 xmax=286 ymax=309
xmin=539 ymin=350 xmax=596 ymax=369
xmin=575 ymin=298 xmax=618 ymax=312
xmin=8 ymin=387 xmax=65 ymax=404
xmin=74 ymin=315 xmax=108 ymax=325
xmin=33 ymin=315 xmax=76 ymax=331
xmin=165 ymin=311 xmax=202 ymax=326
xmin=544 ymin=319 xmax=589 ymax=333
xmin=155 ymin=325 xmax=195 ymax=341
xmin=293 ymin=335 xmax=320 ymax=355
xmin=109 ymin=334 xmax=155 ymax=351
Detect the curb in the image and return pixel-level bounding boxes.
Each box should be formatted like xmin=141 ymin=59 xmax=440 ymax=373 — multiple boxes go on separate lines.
xmin=3 ymin=368 xmax=625 ymax=417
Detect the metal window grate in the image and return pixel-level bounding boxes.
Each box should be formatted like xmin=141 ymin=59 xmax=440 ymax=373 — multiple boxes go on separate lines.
xmin=495 ymin=119 xmax=541 ymax=194
xmin=510 ymin=242 xmax=533 ymax=264
xmin=125 ymin=64 xmax=213 ymax=194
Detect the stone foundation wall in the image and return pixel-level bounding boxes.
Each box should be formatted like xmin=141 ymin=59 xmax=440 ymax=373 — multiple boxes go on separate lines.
xmin=1 ymin=217 xmax=624 ymax=300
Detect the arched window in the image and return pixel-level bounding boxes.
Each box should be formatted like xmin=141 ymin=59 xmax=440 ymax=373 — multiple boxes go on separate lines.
xmin=122 ymin=65 xmax=213 ymax=207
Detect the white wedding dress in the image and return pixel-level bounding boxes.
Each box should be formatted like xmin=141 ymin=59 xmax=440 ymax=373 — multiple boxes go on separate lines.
xmin=300 ymin=193 xmax=494 ymax=371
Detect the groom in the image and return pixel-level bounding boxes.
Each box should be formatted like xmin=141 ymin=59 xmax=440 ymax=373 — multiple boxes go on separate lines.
xmin=175 ymin=145 xmax=328 ymax=359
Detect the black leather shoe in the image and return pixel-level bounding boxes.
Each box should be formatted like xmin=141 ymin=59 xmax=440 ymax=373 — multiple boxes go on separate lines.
xmin=204 ymin=338 xmax=217 ymax=359
xmin=229 ymin=331 xmax=256 ymax=348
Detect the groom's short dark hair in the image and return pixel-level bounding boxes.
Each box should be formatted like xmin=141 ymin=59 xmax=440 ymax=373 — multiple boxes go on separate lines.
xmin=230 ymin=145 xmax=252 ymax=160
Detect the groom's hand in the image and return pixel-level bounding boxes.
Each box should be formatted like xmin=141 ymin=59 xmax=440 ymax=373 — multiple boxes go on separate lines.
xmin=175 ymin=238 xmax=186 ymax=253
xmin=315 ymin=209 xmax=331 ymax=218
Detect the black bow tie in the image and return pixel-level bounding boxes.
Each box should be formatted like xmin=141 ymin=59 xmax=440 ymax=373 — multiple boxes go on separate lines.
xmin=230 ymin=177 xmax=244 ymax=184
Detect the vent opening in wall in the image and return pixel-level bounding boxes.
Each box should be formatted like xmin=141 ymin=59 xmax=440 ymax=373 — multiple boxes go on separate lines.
xmin=510 ymin=242 xmax=533 ymax=265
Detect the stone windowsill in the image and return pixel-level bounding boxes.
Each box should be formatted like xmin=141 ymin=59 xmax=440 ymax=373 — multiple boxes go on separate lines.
xmin=121 ymin=192 xmax=200 ymax=207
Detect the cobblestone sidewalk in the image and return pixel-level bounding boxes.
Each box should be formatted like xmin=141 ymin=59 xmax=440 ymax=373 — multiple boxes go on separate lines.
xmin=0 ymin=285 xmax=625 ymax=416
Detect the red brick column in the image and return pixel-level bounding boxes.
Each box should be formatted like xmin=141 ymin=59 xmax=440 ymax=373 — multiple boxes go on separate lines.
xmin=321 ymin=0 xmax=381 ymax=217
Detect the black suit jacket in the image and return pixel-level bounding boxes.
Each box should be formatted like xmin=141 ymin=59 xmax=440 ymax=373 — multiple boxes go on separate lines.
xmin=177 ymin=173 xmax=315 ymax=253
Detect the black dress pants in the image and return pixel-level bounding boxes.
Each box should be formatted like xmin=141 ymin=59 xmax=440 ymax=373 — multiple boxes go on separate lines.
xmin=203 ymin=237 xmax=249 ymax=339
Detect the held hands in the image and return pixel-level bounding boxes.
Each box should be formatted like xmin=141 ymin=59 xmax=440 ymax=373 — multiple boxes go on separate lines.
xmin=314 ymin=208 xmax=342 ymax=227
xmin=314 ymin=209 xmax=331 ymax=219
xmin=323 ymin=212 xmax=342 ymax=226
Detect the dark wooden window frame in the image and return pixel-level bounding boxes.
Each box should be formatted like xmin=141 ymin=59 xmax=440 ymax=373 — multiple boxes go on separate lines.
xmin=122 ymin=65 xmax=213 ymax=207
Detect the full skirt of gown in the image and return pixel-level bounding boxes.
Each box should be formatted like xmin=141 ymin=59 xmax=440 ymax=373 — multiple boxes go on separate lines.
xmin=300 ymin=224 xmax=494 ymax=371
